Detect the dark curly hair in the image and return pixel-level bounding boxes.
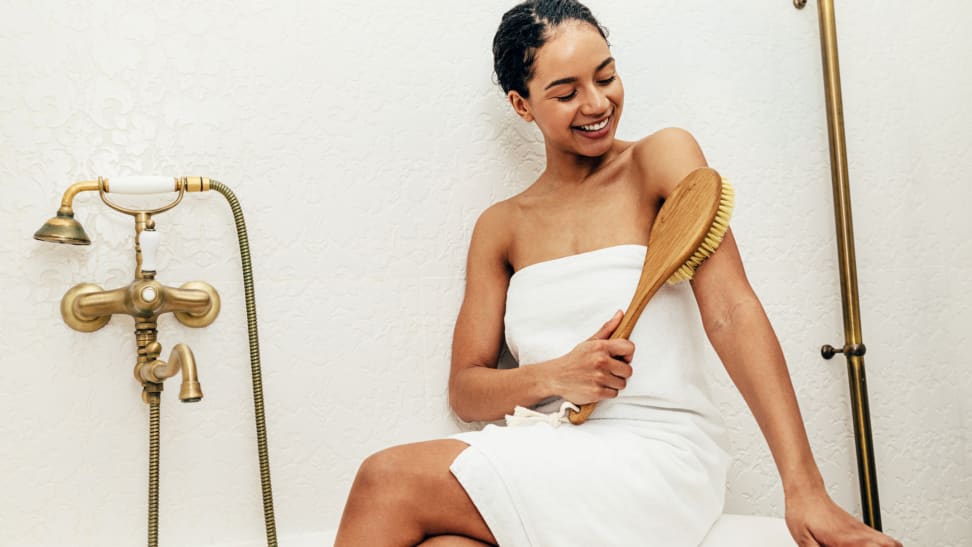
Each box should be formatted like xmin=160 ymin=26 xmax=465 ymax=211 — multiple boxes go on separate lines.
xmin=492 ymin=0 xmax=608 ymax=98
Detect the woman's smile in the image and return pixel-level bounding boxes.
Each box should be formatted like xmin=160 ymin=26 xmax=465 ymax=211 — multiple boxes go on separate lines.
xmin=572 ymin=113 xmax=613 ymax=139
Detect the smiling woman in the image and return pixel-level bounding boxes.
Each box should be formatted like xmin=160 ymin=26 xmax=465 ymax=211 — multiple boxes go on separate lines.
xmin=501 ymin=13 xmax=623 ymax=162
xmin=330 ymin=1 xmax=901 ymax=546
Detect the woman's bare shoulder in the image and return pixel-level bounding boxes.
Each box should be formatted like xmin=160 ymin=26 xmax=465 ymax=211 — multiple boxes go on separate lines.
xmin=630 ymin=126 xmax=704 ymax=156
xmin=629 ymin=127 xmax=709 ymax=197
xmin=469 ymin=198 xmax=519 ymax=271
xmin=476 ymin=197 xmax=519 ymax=235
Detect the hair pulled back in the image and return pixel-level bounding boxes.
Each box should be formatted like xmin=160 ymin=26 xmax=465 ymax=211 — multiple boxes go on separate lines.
xmin=492 ymin=0 xmax=608 ymax=98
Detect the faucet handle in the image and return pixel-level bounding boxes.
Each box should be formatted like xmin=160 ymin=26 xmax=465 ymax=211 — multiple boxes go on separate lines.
xmin=60 ymin=283 xmax=113 ymax=332
xmin=140 ymin=229 xmax=160 ymax=273
xmin=169 ymin=281 xmax=221 ymax=328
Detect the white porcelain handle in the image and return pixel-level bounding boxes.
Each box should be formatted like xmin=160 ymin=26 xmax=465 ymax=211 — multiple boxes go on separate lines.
xmin=140 ymin=229 xmax=160 ymax=272
xmin=105 ymin=176 xmax=178 ymax=194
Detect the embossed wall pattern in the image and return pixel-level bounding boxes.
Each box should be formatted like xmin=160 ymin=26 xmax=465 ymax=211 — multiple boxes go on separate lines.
xmin=1 ymin=1 xmax=969 ymax=546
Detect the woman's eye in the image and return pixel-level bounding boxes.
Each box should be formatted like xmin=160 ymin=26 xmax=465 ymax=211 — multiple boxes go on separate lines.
xmin=598 ymin=75 xmax=617 ymax=85
xmin=556 ymin=90 xmax=577 ymax=102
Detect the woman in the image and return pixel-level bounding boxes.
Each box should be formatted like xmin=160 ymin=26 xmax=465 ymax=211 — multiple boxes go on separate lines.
xmin=335 ymin=1 xmax=903 ymax=546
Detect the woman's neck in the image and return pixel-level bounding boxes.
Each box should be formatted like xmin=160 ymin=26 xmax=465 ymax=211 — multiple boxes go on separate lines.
xmin=540 ymin=140 xmax=622 ymax=187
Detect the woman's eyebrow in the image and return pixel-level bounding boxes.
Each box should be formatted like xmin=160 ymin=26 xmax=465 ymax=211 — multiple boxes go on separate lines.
xmin=543 ymin=57 xmax=616 ymax=90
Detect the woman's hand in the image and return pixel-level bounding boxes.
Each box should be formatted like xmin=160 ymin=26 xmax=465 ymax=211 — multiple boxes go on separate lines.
xmin=785 ymin=489 xmax=903 ymax=546
xmin=545 ymin=310 xmax=635 ymax=405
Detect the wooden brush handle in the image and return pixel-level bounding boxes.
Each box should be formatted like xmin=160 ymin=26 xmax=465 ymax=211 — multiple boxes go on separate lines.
xmin=566 ymin=167 xmax=726 ymax=425
xmin=566 ymin=275 xmax=668 ymax=425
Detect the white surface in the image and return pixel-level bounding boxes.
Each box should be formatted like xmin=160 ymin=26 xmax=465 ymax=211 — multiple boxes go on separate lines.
xmin=701 ymin=515 xmax=794 ymax=547
xmin=106 ymin=175 xmax=177 ymax=194
xmin=1 ymin=1 xmax=969 ymax=546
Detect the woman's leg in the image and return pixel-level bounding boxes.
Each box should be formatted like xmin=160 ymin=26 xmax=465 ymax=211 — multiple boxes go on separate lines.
xmin=334 ymin=439 xmax=497 ymax=547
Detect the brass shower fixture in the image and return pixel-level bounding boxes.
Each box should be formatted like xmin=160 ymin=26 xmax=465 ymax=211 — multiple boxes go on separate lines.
xmin=37 ymin=175 xmax=278 ymax=546
xmin=37 ymin=176 xmax=219 ymax=404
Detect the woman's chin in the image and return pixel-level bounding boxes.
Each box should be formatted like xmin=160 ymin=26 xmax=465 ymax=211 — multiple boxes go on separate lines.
xmin=572 ymin=135 xmax=617 ymax=158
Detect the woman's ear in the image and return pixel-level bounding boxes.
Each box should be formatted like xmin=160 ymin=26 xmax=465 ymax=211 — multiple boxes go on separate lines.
xmin=508 ymin=91 xmax=535 ymax=122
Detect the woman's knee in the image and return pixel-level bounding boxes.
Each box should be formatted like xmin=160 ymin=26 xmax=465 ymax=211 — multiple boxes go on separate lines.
xmin=349 ymin=440 xmax=471 ymax=513
xmin=356 ymin=440 xmax=467 ymax=486
xmin=353 ymin=445 xmax=415 ymax=494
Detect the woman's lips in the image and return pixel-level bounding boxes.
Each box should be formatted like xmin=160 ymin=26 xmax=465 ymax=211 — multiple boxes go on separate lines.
xmin=572 ymin=115 xmax=612 ymax=139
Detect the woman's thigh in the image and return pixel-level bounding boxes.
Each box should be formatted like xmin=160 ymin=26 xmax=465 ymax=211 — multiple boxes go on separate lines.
xmin=360 ymin=439 xmax=496 ymax=544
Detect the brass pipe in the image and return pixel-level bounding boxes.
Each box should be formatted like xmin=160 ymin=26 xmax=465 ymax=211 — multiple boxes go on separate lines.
xmin=803 ymin=0 xmax=882 ymax=529
xmin=57 ymin=180 xmax=100 ymax=211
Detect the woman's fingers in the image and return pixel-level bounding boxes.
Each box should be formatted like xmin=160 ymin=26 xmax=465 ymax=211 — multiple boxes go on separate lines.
xmin=589 ymin=310 xmax=623 ymax=340
xmin=605 ymin=338 xmax=635 ymax=363
xmin=558 ymin=312 xmax=637 ymax=402
xmin=596 ymin=353 xmax=633 ymax=391
xmin=609 ymin=359 xmax=634 ymax=380
xmin=597 ymin=368 xmax=626 ymax=390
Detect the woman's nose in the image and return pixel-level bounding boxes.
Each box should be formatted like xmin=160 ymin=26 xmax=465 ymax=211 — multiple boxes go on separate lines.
xmin=580 ymin=86 xmax=610 ymax=116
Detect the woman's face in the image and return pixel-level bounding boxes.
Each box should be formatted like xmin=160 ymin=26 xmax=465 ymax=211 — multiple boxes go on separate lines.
xmin=510 ymin=22 xmax=624 ymax=159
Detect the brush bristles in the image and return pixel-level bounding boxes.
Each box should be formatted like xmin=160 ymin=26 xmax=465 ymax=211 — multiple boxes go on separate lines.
xmin=668 ymin=178 xmax=735 ymax=284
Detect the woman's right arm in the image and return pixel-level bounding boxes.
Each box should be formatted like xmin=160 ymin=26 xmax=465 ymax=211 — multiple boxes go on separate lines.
xmin=448 ymin=204 xmax=635 ymax=423
xmin=448 ymin=204 xmax=554 ymax=422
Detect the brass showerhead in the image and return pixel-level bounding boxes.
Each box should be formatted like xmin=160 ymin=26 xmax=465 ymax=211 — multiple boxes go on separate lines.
xmin=34 ymin=180 xmax=101 ymax=245
xmin=33 ymin=209 xmax=91 ymax=245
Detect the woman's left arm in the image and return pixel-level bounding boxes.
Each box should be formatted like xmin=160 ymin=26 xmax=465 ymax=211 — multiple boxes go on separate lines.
xmin=693 ymin=229 xmax=901 ymax=547
xmin=641 ymin=128 xmax=902 ymax=546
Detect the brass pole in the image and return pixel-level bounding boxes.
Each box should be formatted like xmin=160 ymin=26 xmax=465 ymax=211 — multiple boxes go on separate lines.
xmin=803 ymin=0 xmax=882 ymax=529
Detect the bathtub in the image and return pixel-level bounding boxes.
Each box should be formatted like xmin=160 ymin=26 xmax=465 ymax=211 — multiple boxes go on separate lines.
xmin=219 ymin=514 xmax=792 ymax=546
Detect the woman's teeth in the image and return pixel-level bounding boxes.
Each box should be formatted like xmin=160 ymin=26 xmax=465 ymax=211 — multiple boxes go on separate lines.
xmin=577 ymin=118 xmax=609 ymax=131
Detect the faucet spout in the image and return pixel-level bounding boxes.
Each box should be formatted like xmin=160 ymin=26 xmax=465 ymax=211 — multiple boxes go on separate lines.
xmin=140 ymin=343 xmax=203 ymax=402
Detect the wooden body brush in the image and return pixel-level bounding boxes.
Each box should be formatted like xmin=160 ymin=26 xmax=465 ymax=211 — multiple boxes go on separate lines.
xmin=566 ymin=166 xmax=734 ymax=425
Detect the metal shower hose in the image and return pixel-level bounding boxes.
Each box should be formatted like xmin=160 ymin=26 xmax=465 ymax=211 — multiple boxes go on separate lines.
xmin=146 ymin=180 xmax=278 ymax=547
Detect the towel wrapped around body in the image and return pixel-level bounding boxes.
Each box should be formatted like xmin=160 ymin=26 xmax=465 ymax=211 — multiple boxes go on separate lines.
xmin=449 ymin=244 xmax=731 ymax=547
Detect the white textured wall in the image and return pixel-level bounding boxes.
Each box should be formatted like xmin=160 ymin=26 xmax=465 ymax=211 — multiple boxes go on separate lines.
xmin=1 ymin=1 xmax=969 ymax=546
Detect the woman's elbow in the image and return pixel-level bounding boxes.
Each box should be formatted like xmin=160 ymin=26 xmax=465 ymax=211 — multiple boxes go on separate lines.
xmin=448 ymin=373 xmax=473 ymax=423
xmin=701 ymin=295 xmax=762 ymax=338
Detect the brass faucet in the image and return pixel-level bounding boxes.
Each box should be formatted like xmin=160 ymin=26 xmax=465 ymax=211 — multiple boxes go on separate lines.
xmin=62 ymin=273 xmax=219 ymax=404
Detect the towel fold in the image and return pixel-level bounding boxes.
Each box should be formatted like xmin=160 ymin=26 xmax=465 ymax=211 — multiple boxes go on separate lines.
xmin=504 ymin=400 xmax=580 ymax=428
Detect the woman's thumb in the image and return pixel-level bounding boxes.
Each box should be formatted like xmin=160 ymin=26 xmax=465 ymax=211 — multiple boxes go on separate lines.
xmin=590 ymin=310 xmax=623 ymax=340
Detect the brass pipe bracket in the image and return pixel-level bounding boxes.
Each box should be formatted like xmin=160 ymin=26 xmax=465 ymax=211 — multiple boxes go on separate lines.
xmin=821 ymin=342 xmax=867 ymax=360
